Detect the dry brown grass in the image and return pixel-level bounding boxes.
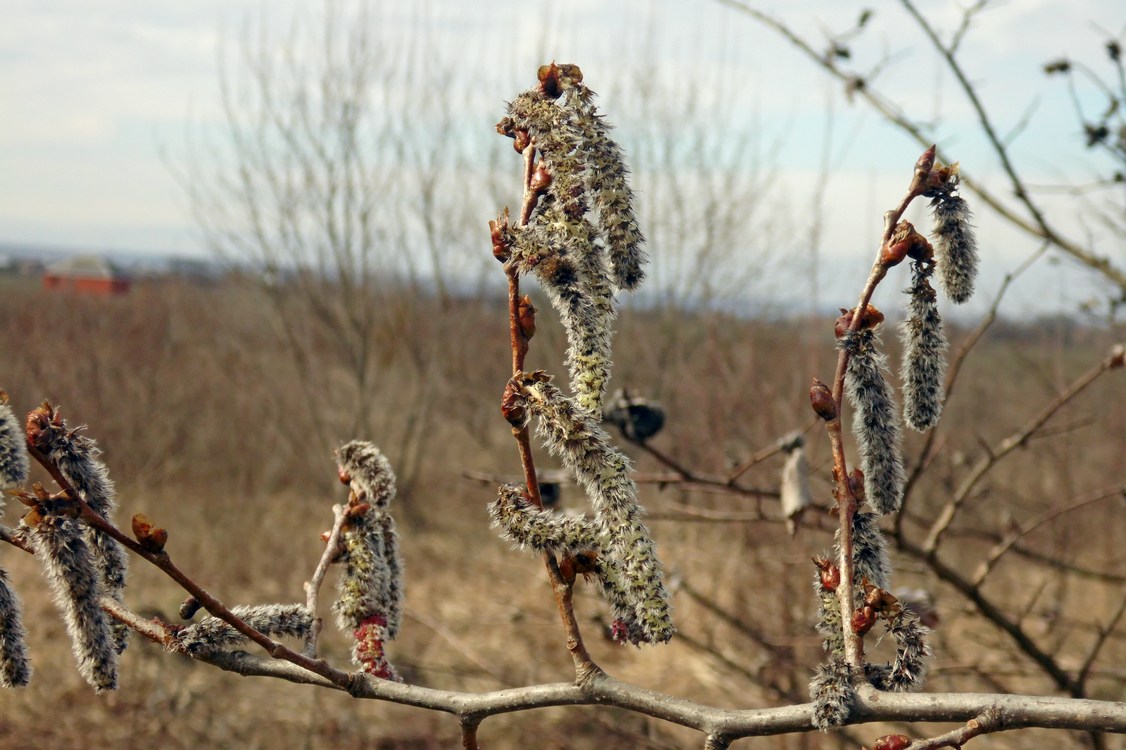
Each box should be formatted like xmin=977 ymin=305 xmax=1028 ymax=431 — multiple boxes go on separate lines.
xmin=0 ymin=275 xmax=1123 ymax=748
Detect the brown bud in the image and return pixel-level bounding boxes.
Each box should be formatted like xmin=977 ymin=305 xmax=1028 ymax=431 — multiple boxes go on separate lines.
xmin=874 ymin=735 xmax=912 ymax=750
xmin=338 ymin=467 xmax=351 ymax=485
xmin=25 ymin=402 xmax=56 ymax=450
xmin=344 ymin=495 xmax=372 ymax=517
xmin=810 ymin=379 xmax=837 ymax=421
xmin=490 ymin=210 xmax=511 ymax=262
xmin=834 ymin=305 xmax=885 ymax=337
xmin=1109 ymin=343 xmax=1124 ymax=368
xmin=178 ymin=596 xmax=203 ymax=620
xmin=513 ymin=129 xmax=531 ymax=153
xmin=848 ymin=467 xmax=865 ymax=502
xmin=537 ymin=62 xmax=564 ymax=99
xmin=21 ymin=507 xmax=42 ymax=528
xmin=558 ymin=556 xmax=577 ymax=584
xmin=881 ymin=221 xmax=915 ymax=268
xmin=915 ymin=145 xmax=936 ymax=181
xmin=530 ymin=162 xmax=552 ymax=193
xmin=501 ymin=380 xmax=527 ymax=427
xmin=132 ymin=513 xmax=168 ymax=553
xmin=813 ymin=556 xmax=841 ymax=592
xmin=517 ymin=295 xmax=536 ymax=341
xmin=852 ymin=606 xmax=877 ymax=636
xmin=573 ymin=550 xmax=599 ymax=581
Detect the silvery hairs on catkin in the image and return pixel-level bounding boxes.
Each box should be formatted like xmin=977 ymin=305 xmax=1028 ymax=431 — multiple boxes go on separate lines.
xmin=0 ymin=568 xmax=31 ymax=687
xmin=518 ymin=375 xmax=674 ymax=644
xmin=26 ymin=514 xmax=117 ymax=692
xmin=929 ymin=184 xmax=979 ymax=304
xmin=841 ymin=328 xmax=906 ymax=516
xmin=503 ymin=66 xmax=647 ymax=415
xmin=900 ymin=259 xmax=948 ymax=432
xmin=333 ymin=441 xmax=403 ymax=641
xmin=28 ymin=407 xmax=129 ymax=654
xmin=0 ymin=397 xmax=29 ymax=491
xmin=178 ymin=604 xmax=313 ymax=656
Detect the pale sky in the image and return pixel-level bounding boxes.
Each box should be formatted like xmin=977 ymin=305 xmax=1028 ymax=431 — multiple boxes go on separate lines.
xmin=2 ymin=0 xmax=1122 ymax=314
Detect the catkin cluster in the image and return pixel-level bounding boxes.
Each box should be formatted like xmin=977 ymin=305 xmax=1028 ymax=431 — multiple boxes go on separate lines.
xmin=497 ymin=63 xmax=645 ymax=416
xmin=491 ymin=373 xmax=674 ymax=646
xmin=27 ymin=405 xmax=130 ymax=655
xmin=331 ymin=441 xmax=403 ymax=680
xmin=490 ymin=67 xmax=672 ymax=646
xmin=813 ymin=151 xmax=972 ymax=727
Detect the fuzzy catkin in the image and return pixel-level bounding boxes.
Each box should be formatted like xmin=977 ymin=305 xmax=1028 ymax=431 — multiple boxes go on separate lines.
xmin=865 ymin=612 xmax=931 ymax=693
xmin=333 ymin=510 xmax=403 ymax=639
xmin=32 ymin=419 xmax=129 ymax=654
xmin=336 ymin=441 xmax=396 ymax=509
xmin=851 ymin=512 xmax=891 ymax=591
xmin=518 ymin=376 xmax=674 ymax=644
xmin=900 ymin=263 xmax=947 ymax=431
xmin=0 ymin=569 xmax=31 ymax=687
xmin=0 ymin=401 xmax=28 ymax=491
xmin=178 ymin=604 xmax=313 ymax=655
xmin=810 ymin=655 xmax=855 ymax=730
xmin=930 ymin=193 xmax=979 ymax=304
xmin=489 ymin=483 xmax=601 ymax=555
xmin=560 ymin=84 xmax=647 ymax=291
xmin=813 ymin=568 xmax=844 ymax=658
xmin=28 ymin=515 xmax=117 ymax=692
xmin=842 ymin=329 xmax=906 ymax=516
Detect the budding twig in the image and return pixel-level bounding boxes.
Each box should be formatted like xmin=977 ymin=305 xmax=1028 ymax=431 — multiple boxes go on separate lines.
xmin=303 ymin=502 xmax=348 ymax=657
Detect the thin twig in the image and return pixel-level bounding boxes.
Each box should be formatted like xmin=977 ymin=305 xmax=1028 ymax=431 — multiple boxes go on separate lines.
xmin=1072 ymin=591 xmax=1126 ymax=698
xmin=923 ymin=346 xmax=1123 ymax=553
xmin=303 ymin=502 xmax=348 ymax=657
xmin=26 ymin=442 xmax=354 ymax=691
xmin=971 ymin=484 xmax=1124 ymax=586
xmin=906 ymin=708 xmax=1004 ymax=749
xmin=500 ymin=140 xmax=598 ymax=680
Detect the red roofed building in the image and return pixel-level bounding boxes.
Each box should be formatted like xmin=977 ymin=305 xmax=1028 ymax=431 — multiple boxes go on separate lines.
xmin=43 ymin=255 xmax=131 ymax=295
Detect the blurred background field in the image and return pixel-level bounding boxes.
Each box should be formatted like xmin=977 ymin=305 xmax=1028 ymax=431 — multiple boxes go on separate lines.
xmin=0 ymin=272 xmax=1122 ymax=749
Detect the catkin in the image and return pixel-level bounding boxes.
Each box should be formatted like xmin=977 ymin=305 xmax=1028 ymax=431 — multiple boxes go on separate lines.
xmin=489 ymin=483 xmax=600 ymax=555
xmin=0 ymin=569 xmax=31 ymax=687
xmin=0 ymin=399 xmax=29 ymax=491
xmin=930 ymin=193 xmax=979 ymax=304
xmin=28 ymin=514 xmax=117 ymax=692
xmin=900 ymin=262 xmax=947 ymax=431
xmin=842 ymin=329 xmax=906 ymax=516
xmin=518 ymin=376 xmax=674 ymax=644
xmin=29 ymin=409 xmax=129 ymax=654
xmin=178 ymin=604 xmax=313 ymax=655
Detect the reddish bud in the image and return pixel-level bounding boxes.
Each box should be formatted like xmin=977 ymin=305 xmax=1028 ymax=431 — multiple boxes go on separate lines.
xmin=530 ymin=162 xmax=552 ymax=193
xmin=132 ymin=513 xmax=168 ymax=553
xmin=490 ymin=210 xmax=511 ymax=262
xmin=338 ymin=467 xmax=351 ymax=485
xmin=835 ymin=305 xmax=885 ymax=338
xmin=848 ymin=468 xmax=865 ymax=502
xmin=537 ymin=62 xmax=563 ymax=98
xmin=874 ymin=735 xmax=912 ymax=750
xmin=513 ymin=129 xmax=531 ymax=153
xmin=517 ymin=295 xmax=537 ymax=341
xmin=178 ymin=596 xmax=202 ymax=620
xmin=501 ymin=380 xmax=527 ymax=427
xmin=810 ymin=379 xmax=837 ymax=421
xmin=852 ymin=606 xmax=877 ymax=636
xmin=915 ymin=145 xmax=936 ymax=181
xmin=813 ymin=557 xmax=841 ymax=592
